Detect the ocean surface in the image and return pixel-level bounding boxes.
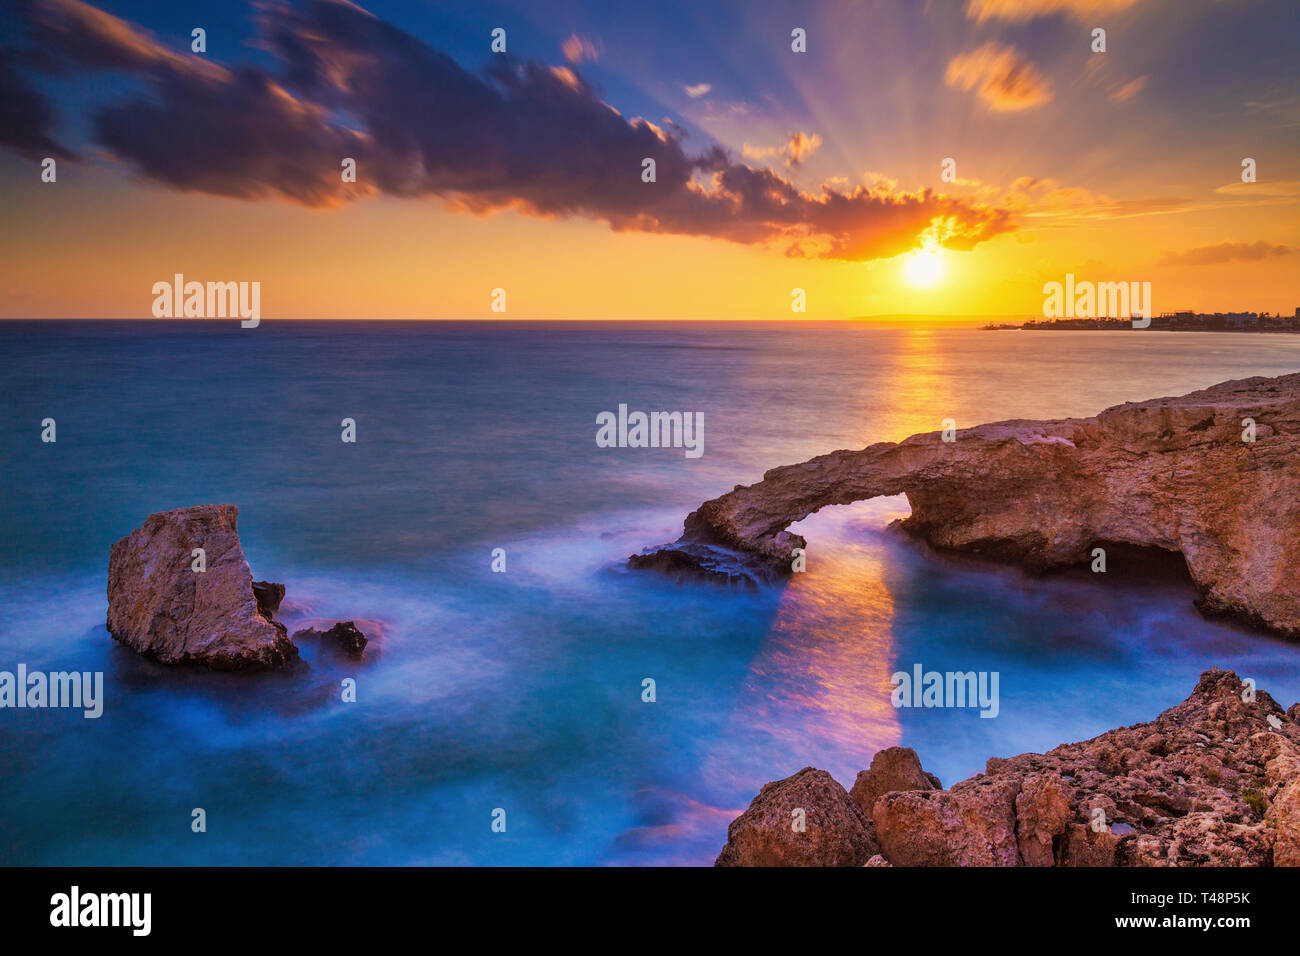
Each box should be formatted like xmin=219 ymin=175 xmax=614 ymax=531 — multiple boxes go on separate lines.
xmin=2 ymin=320 xmax=1299 ymax=865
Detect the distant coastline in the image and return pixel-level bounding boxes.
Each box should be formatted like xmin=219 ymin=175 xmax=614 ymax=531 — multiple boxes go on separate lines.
xmin=985 ymin=310 xmax=1300 ymax=332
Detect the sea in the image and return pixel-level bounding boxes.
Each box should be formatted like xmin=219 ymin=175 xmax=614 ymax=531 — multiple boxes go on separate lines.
xmin=1 ymin=320 xmax=1298 ymax=865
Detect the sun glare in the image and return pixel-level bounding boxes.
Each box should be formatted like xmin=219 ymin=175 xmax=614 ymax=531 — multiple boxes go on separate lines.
xmin=903 ymin=247 xmax=945 ymax=288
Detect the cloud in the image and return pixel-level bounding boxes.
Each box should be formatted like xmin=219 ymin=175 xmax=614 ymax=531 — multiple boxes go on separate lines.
xmin=965 ymin=0 xmax=1141 ymax=22
xmin=742 ymin=131 xmax=823 ymax=169
xmin=683 ymin=82 xmax=711 ymax=98
xmin=945 ymin=43 xmax=1053 ymax=111
xmin=1214 ymin=180 xmax=1300 ymax=198
xmin=1159 ymin=241 xmax=1296 ymax=267
xmin=561 ymin=34 xmax=600 ymax=65
xmin=1004 ymin=176 xmax=1190 ymax=221
xmin=1108 ymin=74 xmax=1147 ymax=104
xmin=784 ymin=131 xmax=821 ymax=166
xmin=0 ymin=61 xmax=74 ymax=158
xmin=7 ymin=0 xmax=1017 ymax=262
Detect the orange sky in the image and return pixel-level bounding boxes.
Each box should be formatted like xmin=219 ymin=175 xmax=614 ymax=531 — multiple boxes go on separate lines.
xmin=2 ymin=0 xmax=1297 ymax=321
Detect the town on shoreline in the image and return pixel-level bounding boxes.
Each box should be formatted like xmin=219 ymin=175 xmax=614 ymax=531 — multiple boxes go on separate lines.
xmin=985 ymin=310 xmax=1300 ymax=332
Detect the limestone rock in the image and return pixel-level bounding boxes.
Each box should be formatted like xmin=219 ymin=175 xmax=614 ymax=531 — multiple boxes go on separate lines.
xmin=715 ymin=767 xmax=877 ymax=866
xmin=726 ymin=669 xmax=1300 ymax=866
xmin=849 ymin=746 xmax=939 ymax=816
xmin=635 ymin=373 xmax=1300 ymax=639
xmin=107 ymin=505 xmax=297 ymax=670
xmin=873 ymin=775 xmax=1021 ymax=866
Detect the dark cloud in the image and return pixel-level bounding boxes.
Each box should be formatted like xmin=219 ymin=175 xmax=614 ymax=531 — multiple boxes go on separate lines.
xmin=0 ymin=59 xmax=73 ymax=158
xmin=9 ymin=0 xmax=1017 ymax=261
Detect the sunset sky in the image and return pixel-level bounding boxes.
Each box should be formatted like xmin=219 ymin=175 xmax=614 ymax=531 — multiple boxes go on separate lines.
xmin=2 ymin=0 xmax=1297 ymax=320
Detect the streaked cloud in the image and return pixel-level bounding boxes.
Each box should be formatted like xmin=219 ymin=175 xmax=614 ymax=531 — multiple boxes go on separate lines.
xmin=1159 ymin=241 xmax=1296 ymax=266
xmin=944 ymin=43 xmax=1053 ymax=111
xmin=965 ymin=0 xmax=1141 ymax=22
xmin=1108 ymin=74 xmax=1148 ymax=104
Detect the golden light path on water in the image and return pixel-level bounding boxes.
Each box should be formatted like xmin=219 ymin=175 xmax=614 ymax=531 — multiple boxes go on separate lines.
xmin=699 ymin=501 xmax=913 ymax=793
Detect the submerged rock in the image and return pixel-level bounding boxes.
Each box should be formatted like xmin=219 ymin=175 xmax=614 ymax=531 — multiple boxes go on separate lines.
xmin=292 ymin=621 xmax=369 ymax=660
xmin=715 ymin=767 xmax=877 ymax=867
xmin=626 ymin=542 xmax=774 ymax=590
xmin=721 ymin=669 xmax=1300 ymax=866
xmin=107 ymin=505 xmax=297 ymax=670
xmin=634 ymin=373 xmax=1300 ymax=639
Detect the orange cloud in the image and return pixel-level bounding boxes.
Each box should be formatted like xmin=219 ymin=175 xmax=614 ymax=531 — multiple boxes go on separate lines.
xmin=966 ymin=0 xmax=1141 ymax=22
xmin=1159 ymin=241 xmax=1296 ymax=266
xmin=561 ymin=34 xmax=600 ymax=64
xmin=945 ymin=43 xmax=1053 ymax=112
xmin=1108 ymin=75 xmax=1148 ymax=103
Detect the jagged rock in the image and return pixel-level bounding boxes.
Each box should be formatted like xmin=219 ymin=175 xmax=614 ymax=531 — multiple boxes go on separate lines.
xmin=715 ymin=767 xmax=877 ymax=866
xmin=1015 ymin=773 xmax=1073 ymax=866
xmin=626 ymin=543 xmax=769 ymax=590
xmin=874 ymin=775 xmax=1021 ymax=866
xmin=849 ymin=746 xmax=939 ymax=816
xmin=1289 ymin=703 xmax=1300 ymax=723
xmin=634 ymin=373 xmax=1300 ymax=638
xmin=292 ymin=621 xmax=369 ymax=660
xmin=252 ymin=580 xmax=285 ymax=617
xmin=107 ymin=505 xmax=297 ymax=670
xmin=725 ymin=669 xmax=1300 ymax=866
xmin=864 ymin=854 xmax=892 ymax=866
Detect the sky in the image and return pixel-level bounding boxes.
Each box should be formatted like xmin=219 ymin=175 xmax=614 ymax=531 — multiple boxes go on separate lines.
xmin=1 ymin=0 xmax=1297 ymax=320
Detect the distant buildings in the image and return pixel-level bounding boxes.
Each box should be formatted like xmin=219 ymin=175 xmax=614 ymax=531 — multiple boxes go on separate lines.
xmin=999 ymin=311 xmax=1300 ymax=332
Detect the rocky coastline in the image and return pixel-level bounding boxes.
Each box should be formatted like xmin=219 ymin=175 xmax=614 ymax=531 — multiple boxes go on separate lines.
xmin=632 ymin=372 xmax=1300 ymax=639
xmin=717 ymin=669 xmax=1300 ymax=866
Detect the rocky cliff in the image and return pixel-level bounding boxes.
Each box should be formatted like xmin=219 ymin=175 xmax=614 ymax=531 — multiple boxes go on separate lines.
xmin=716 ymin=669 xmax=1300 ymax=866
xmin=107 ymin=504 xmax=297 ymax=669
xmin=633 ymin=372 xmax=1300 ymax=638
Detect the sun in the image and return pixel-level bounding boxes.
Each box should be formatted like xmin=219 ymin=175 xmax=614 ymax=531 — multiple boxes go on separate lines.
xmin=903 ymin=246 xmax=945 ymax=288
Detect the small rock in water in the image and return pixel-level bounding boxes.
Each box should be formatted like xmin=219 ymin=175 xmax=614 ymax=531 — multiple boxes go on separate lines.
xmin=293 ymin=621 xmax=369 ymax=660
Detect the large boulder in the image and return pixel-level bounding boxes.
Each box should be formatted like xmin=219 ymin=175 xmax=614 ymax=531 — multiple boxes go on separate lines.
xmin=715 ymin=768 xmax=877 ymax=866
xmin=874 ymin=775 xmax=1021 ymax=866
xmin=107 ymin=505 xmax=297 ymax=670
xmin=849 ymin=746 xmax=940 ymax=816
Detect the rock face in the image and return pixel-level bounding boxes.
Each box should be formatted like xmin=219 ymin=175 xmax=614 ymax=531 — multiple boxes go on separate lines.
xmin=107 ymin=505 xmax=297 ymax=670
xmin=720 ymin=670 xmax=1300 ymax=866
xmin=715 ymin=767 xmax=877 ymax=866
xmin=292 ymin=621 xmax=369 ymax=660
xmin=849 ymin=746 xmax=940 ymax=816
xmin=634 ymin=373 xmax=1300 ymax=639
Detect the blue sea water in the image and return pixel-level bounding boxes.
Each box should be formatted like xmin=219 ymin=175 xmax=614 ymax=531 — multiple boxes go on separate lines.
xmin=1 ymin=320 xmax=1298 ymax=865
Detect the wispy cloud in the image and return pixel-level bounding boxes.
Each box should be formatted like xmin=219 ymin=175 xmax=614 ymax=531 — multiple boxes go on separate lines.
xmin=1159 ymin=241 xmax=1296 ymax=267
xmin=945 ymin=43 xmax=1053 ymax=111
xmin=965 ymin=0 xmax=1141 ymax=22
xmin=683 ymin=82 xmax=711 ymax=98
xmin=1108 ymin=74 xmax=1148 ymax=104
xmin=561 ymin=33 xmax=601 ymax=65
